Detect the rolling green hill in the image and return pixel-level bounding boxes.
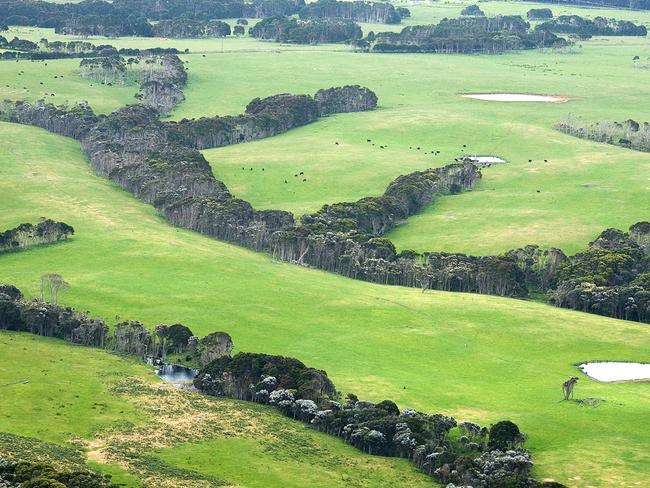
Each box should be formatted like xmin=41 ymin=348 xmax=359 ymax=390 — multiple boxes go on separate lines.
xmin=0 ymin=120 xmax=649 ymax=487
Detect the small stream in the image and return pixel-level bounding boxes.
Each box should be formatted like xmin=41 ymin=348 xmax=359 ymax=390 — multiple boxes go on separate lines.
xmin=145 ymin=357 xmax=198 ymax=383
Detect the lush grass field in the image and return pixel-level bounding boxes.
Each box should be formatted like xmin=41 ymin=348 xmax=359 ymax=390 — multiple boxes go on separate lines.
xmin=2 ymin=1 xmax=650 ymax=485
xmin=0 ymin=332 xmax=432 ymax=487
xmin=3 ymin=6 xmax=650 ymax=253
xmin=1 ymin=121 xmax=649 ymax=486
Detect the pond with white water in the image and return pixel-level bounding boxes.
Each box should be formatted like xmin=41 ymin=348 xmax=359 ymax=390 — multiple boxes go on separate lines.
xmin=462 ymin=93 xmax=568 ymax=103
xmin=579 ymin=362 xmax=650 ymax=382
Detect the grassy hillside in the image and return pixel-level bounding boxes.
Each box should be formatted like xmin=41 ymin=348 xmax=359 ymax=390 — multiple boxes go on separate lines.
xmin=0 ymin=332 xmax=433 ymax=487
xmin=1 ymin=121 xmax=649 ymax=486
xmin=5 ymin=15 xmax=649 ymax=254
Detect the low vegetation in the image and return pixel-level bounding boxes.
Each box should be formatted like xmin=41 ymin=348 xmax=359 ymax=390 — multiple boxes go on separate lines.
xmin=0 ymin=220 xmax=73 ymax=254
xmin=195 ymin=352 xmax=563 ymax=487
xmin=556 ymin=114 xmax=650 ymax=151
xmin=250 ymin=17 xmax=362 ymax=44
xmin=357 ymin=15 xmax=566 ymax=54
xmin=536 ymin=15 xmax=647 ymax=38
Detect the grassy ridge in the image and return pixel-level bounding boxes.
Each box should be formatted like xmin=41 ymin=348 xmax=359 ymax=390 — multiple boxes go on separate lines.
xmin=0 ymin=332 xmax=433 ymax=487
xmin=0 ymin=121 xmax=649 ymax=486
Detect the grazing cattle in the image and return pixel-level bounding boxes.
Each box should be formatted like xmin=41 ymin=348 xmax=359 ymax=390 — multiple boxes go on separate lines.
xmin=335 ymin=142 xmax=339 ymax=145
xmin=528 ymin=159 xmax=533 ymax=163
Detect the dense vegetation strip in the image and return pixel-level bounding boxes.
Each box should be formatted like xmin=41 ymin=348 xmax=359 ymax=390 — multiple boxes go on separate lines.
xmin=0 ymin=456 xmax=113 ymax=488
xmin=0 ymin=219 xmax=73 ymax=254
xmin=250 ymin=17 xmax=363 ymax=44
xmin=527 ymin=0 xmax=650 ymax=11
xmin=355 ymin=15 xmax=568 ymax=54
xmin=0 ymin=0 xmax=407 ymax=38
xmin=2 ymin=87 xmax=649 ymax=322
xmin=556 ymin=115 xmax=650 ymax=152
xmin=536 ymin=15 xmax=647 ymax=38
xmin=0 ymin=284 xmax=566 ymax=488
xmin=0 ymin=34 xmax=181 ymax=61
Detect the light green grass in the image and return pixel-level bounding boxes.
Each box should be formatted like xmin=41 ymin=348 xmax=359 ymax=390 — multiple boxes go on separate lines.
xmin=4 ymin=13 xmax=650 ymax=254
xmin=0 ymin=332 xmax=151 ymax=444
xmin=1 ymin=121 xmax=650 ymax=486
xmin=0 ymin=332 xmax=433 ymax=487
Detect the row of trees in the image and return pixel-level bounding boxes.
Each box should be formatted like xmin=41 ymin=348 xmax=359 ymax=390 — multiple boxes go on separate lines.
xmin=0 ymin=34 xmax=181 ymax=60
xmin=0 ymin=219 xmax=74 ymax=254
xmin=549 ymin=224 xmax=650 ymax=322
xmin=2 ymin=84 xmax=647 ymax=324
xmin=0 ymin=283 xmax=233 ymax=364
xmin=536 ymin=15 xmax=647 ymax=38
xmin=151 ymin=19 xmax=231 ymax=38
xmin=533 ymin=0 xmax=650 ymax=11
xmin=250 ymin=16 xmax=362 ymax=44
xmin=298 ymin=0 xmax=407 ymax=24
xmin=0 ymin=0 xmax=407 ymax=38
xmin=556 ymin=114 xmax=650 ymax=151
xmin=355 ymin=15 xmax=567 ymax=54
xmin=194 ymin=352 xmax=564 ymax=487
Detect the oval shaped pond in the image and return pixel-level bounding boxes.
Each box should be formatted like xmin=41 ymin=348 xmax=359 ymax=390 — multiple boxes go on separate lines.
xmin=462 ymin=93 xmax=568 ymax=103
xmin=579 ymin=362 xmax=650 ymax=382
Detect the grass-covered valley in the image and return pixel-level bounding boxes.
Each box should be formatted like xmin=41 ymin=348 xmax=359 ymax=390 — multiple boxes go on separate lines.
xmin=1 ymin=0 xmax=650 ymax=487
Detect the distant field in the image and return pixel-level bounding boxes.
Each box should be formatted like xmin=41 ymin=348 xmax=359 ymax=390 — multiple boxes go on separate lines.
xmin=0 ymin=122 xmax=649 ymax=486
xmin=7 ymin=4 xmax=647 ymax=254
xmin=0 ymin=332 xmax=432 ymax=487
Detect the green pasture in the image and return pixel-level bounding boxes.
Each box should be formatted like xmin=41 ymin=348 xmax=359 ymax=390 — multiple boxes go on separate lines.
xmin=2 ymin=1 xmax=650 ymax=485
xmin=0 ymin=121 xmax=649 ymax=486
xmin=0 ymin=332 xmax=432 ymax=487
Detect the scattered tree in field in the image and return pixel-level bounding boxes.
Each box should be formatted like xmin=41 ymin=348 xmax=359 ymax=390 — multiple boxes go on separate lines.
xmin=527 ymin=8 xmax=553 ymax=20
xmin=488 ymin=420 xmax=521 ymax=450
xmin=562 ymin=376 xmax=579 ymax=400
xmin=40 ymin=273 xmax=69 ymax=305
xmin=460 ymin=4 xmax=485 ymax=16
xmin=199 ymin=331 xmax=234 ymax=365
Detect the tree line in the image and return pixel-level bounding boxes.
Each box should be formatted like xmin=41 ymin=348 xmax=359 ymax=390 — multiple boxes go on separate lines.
xmin=195 ymin=352 xmax=566 ymax=487
xmin=0 ymin=456 xmax=114 ymax=488
xmin=250 ymin=16 xmax=362 ymax=44
xmin=556 ymin=115 xmax=650 ymax=152
xmin=353 ymin=15 xmax=567 ymax=54
xmin=536 ymin=15 xmax=647 ymax=38
xmin=0 ymin=0 xmax=407 ymax=38
xmin=528 ymin=0 xmax=650 ymax=11
xmin=0 ymin=34 xmax=181 ymax=60
xmin=0 ymin=284 xmax=233 ymax=365
xmin=0 ymin=219 xmax=73 ymax=254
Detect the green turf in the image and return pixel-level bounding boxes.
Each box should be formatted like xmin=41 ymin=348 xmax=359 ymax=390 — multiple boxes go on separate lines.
xmin=2 ymin=1 xmax=650 ymax=485
xmin=0 ymin=332 xmax=433 ymax=487
xmin=0 ymin=120 xmax=649 ymax=487
xmin=0 ymin=332 xmax=151 ymax=445
xmin=3 ymin=10 xmax=650 ymax=253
